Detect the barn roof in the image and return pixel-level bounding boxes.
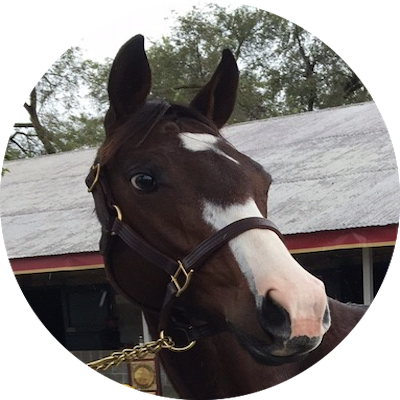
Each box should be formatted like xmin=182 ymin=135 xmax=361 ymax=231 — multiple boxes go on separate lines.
xmin=1 ymin=101 xmax=399 ymax=259
xmin=224 ymin=101 xmax=400 ymax=235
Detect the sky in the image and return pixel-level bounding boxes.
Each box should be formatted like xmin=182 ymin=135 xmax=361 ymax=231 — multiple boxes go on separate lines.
xmin=76 ymin=0 xmax=239 ymax=61
xmin=16 ymin=0 xmax=244 ymax=122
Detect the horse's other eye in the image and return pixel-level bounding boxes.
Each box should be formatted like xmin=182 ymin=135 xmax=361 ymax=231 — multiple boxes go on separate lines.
xmin=131 ymin=174 xmax=157 ymax=191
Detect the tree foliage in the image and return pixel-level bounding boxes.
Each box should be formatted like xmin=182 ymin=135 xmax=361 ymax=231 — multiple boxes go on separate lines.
xmin=147 ymin=4 xmax=371 ymax=121
xmin=7 ymin=48 xmax=109 ymax=159
xmin=6 ymin=4 xmax=371 ymax=160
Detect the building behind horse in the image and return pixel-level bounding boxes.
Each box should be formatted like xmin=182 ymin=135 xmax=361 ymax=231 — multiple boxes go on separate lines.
xmin=1 ymin=101 xmax=398 ymax=395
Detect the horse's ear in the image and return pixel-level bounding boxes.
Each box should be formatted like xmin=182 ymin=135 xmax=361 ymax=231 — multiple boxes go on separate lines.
xmin=106 ymin=34 xmax=151 ymax=127
xmin=190 ymin=49 xmax=239 ymax=128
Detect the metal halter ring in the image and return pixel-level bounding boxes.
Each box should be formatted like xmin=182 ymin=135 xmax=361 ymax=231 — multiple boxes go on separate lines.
xmin=159 ymin=330 xmax=196 ymax=352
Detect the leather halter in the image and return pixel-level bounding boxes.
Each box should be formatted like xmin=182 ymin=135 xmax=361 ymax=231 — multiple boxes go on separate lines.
xmin=86 ymin=162 xmax=284 ymax=345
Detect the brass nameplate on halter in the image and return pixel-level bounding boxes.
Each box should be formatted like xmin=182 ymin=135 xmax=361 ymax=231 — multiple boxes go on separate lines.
xmin=170 ymin=260 xmax=194 ymax=297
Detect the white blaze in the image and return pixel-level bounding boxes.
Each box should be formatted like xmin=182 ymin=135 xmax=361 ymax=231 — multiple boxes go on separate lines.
xmin=202 ymin=198 xmax=328 ymax=339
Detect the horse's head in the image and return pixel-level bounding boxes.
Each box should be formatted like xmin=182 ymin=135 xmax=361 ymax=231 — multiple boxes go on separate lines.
xmin=90 ymin=35 xmax=331 ymax=366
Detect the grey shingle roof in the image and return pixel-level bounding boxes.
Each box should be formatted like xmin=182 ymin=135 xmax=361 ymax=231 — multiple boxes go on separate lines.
xmin=1 ymin=148 xmax=99 ymax=258
xmin=1 ymin=101 xmax=398 ymax=259
xmin=223 ymin=101 xmax=400 ymax=234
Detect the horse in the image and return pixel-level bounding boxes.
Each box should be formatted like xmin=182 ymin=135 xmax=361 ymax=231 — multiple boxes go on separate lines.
xmin=86 ymin=35 xmax=366 ymax=399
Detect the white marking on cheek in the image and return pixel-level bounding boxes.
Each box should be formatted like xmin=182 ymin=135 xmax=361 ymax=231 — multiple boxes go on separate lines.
xmin=179 ymin=132 xmax=239 ymax=164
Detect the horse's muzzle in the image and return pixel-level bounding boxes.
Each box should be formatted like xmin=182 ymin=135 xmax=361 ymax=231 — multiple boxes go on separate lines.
xmin=256 ymin=294 xmax=331 ymax=358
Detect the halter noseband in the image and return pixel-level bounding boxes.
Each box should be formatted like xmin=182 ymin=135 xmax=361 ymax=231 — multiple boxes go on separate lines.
xmin=86 ymin=162 xmax=284 ymax=345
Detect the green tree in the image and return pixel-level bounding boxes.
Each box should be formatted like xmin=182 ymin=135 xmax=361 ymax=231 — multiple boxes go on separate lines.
xmin=7 ymin=4 xmax=371 ymax=160
xmin=147 ymin=5 xmax=280 ymax=122
xmin=148 ymin=4 xmax=371 ymax=121
xmin=264 ymin=23 xmax=370 ymax=113
xmin=7 ymin=47 xmax=108 ymax=159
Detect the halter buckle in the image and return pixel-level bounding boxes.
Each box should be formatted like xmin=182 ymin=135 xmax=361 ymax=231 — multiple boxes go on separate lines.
xmin=87 ymin=163 xmax=101 ymax=193
xmin=171 ymin=260 xmax=194 ymax=297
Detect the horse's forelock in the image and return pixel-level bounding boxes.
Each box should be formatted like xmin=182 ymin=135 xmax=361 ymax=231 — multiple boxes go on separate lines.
xmin=97 ymin=100 xmax=219 ymax=165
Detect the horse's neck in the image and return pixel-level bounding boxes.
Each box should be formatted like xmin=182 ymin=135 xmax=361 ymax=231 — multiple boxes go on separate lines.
xmin=144 ymin=299 xmax=366 ymax=399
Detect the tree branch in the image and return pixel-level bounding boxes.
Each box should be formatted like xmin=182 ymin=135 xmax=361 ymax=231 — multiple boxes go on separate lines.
xmin=9 ymin=136 xmax=30 ymax=156
xmin=173 ymin=84 xmax=203 ymax=91
xmin=14 ymin=122 xmax=34 ymax=129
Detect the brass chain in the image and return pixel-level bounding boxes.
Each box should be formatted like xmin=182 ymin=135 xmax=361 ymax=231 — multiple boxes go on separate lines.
xmin=87 ymin=331 xmax=195 ymax=371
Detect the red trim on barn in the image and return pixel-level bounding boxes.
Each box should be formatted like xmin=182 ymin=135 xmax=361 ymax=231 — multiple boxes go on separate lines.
xmin=11 ymin=252 xmax=104 ymax=275
xmin=285 ymin=224 xmax=398 ymax=253
xmin=10 ymin=225 xmax=398 ymax=274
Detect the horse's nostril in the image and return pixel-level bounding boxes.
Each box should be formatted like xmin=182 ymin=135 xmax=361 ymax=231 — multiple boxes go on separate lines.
xmin=323 ymin=305 xmax=331 ymax=329
xmin=259 ymin=295 xmax=291 ymax=341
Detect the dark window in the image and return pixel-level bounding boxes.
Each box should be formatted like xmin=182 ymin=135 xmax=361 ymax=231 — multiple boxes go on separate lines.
xmin=64 ymin=285 xmax=120 ymax=350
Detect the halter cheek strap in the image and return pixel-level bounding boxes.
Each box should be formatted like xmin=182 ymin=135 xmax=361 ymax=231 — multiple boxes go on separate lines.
xmin=86 ymin=163 xmax=284 ymax=343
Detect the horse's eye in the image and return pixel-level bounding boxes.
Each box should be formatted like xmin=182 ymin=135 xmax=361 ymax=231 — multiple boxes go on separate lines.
xmin=131 ymin=173 xmax=157 ymax=191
